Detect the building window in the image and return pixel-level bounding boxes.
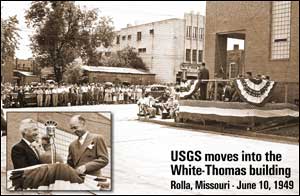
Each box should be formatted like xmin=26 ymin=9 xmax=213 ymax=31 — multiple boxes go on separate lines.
xmin=193 ymin=27 xmax=198 ymax=39
xmin=149 ymin=29 xmax=154 ymax=35
xmin=198 ymin=50 xmax=203 ymax=62
xmin=186 ymin=26 xmax=192 ymax=38
xmin=186 ymin=49 xmax=191 ymax=61
xmin=122 ymin=35 xmax=126 ymax=40
xmin=271 ymin=1 xmax=291 ymax=60
xmin=128 ymin=35 xmax=131 ymax=40
xmin=199 ymin=28 xmax=204 ymax=40
xmin=138 ymin=48 xmax=146 ymax=53
xmin=192 ymin=50 xmax=197 ymax=62
xmin=116 ymin=35 xmax=120 ymax=44
xmin=137 ymin=32 xmax=142 ymax=41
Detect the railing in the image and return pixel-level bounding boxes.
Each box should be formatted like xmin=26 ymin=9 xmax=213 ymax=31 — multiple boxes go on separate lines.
xmin=200 ymin=79 xmax=299 ymax=104
xmin=202 ymin=79 xmax=230 ymax=101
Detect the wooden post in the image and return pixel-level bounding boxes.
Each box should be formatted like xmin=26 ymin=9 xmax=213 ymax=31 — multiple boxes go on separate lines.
xmin=284 ymin=83 xmax=288 ymax=103
xmin=214 ymin=80 xmax=218 ymax=101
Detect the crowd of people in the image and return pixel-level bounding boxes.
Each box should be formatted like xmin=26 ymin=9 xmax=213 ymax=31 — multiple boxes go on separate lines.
xmin=1 ymin=82 xmax=153 ymax=108
xmin=1 ymin=71 xmax=271 ymax=111
xmin=137 ymin=91 xmax=180 ymax=120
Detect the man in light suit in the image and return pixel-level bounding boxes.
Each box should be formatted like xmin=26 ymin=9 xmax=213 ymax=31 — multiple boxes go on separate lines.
xmin=67 ymin=115 xmax=108 ymax=177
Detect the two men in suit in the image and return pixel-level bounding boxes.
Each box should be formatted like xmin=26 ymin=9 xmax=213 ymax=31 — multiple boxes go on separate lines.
xmin=11 ymin=114 xmax=109 ymax=184
xmin=197 ymin=63 xmax=210 ymax=100
xmin=67 ymin=115 xmax=109 ymax=177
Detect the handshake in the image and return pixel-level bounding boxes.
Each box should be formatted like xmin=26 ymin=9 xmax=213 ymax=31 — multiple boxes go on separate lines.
xmin=75 ymin=165 xmax=86 ymax=175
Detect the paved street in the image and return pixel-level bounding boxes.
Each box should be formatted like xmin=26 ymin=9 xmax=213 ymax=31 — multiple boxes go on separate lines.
xmin=1 ymin=104 xmax=299 ymax=195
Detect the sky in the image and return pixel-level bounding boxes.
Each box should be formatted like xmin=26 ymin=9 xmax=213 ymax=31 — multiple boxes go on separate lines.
xmin=1 ymin=1 xmax=244 ymax=59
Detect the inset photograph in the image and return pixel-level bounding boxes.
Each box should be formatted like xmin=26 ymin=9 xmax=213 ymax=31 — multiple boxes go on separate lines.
xmin=6 ymin=112 xmax=111 ymax=191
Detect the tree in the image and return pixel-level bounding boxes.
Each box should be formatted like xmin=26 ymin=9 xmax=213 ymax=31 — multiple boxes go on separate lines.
xmin=101 ymin=47 xmax=148 ymax=71
xmin=1 ymin=15 xmax=20 ymax=65
xmin=62 ymin=58 xmax=83 ymax=84
xmin=25 ymin=1 xmax=115 ymax=82
xmin=80 ymin=15 xmax=115 ymax=66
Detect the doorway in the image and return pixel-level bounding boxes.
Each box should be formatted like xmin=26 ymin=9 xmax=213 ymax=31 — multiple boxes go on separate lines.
xmin=215 ymin=31 xmax=245 ymax=79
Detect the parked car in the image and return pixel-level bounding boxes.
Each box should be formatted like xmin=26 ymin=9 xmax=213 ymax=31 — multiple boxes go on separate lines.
xmin=23 ymin=92 xmax=37 ymax=107
xmin=145 ymin=85 xmax=169 ymax=98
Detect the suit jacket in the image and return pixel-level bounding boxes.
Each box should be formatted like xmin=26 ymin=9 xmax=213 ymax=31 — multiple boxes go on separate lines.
xmin=11 ymin=140 xmax=41 ymax=169
xmin=67 ymin=133 xmax=108 ymax=176
xmin=198 ymin=68 xmax=210 ymax=84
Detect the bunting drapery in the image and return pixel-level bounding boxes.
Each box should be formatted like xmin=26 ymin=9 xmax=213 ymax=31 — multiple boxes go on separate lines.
xmin=234 ymin=78 xmax=276 ymax=106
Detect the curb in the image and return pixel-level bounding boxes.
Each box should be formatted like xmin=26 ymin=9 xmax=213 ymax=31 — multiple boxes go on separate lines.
xmin=138 ymin=118 xmax=299 ymax=145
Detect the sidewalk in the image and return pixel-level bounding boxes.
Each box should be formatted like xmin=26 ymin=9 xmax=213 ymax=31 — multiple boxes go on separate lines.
xmin=138 ymin=115 xmax=299 ymax=144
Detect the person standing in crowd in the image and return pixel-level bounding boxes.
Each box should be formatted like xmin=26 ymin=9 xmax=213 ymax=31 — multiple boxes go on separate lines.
xmin=52 ymin=84 xmax=59 ymax=107
xmin=111 ymin=85 xmax=116 ymax=104
xmin=62 ymin=83 xmax=69 ymax=106
xmin=93 ymin=84 xmax=100 ymax=105
xmin=82 ymin=83 xmax=88 ymax=105
xmin=124 ymin=87 xmax=129 ymax=104
xmin=197 ymin=62 xmax=210 ymax=100
xmin=115 ymin=86 xmax=120 ymax=104
xmin=17 ymin=86 xmax=25 ymax=108
xmin=136 ymin=85 xmax=143 ymax=102
xmin=104 ymin=86 xmax=112 ymax=104
xmin=34 ymin=86 xmax=44 ymax=107
xmin=76 ymin=84 xmax=83 ymax=105
xmin=70 ymin=84 xmax=77 ymax=106
xmin=87 ymin=83 xmax=94 ymax=105
xmin=99 ymin=84 xmax=104 ymax=104
xmin=245 ymin=72 xmax=252 ymax=79
xmin=44 ymin=86 xmax=52 ymax=107
xmin=24 ymin=83 xmax=30 ymax=93
xmin=128 ymin=87 xmax=133 ymax=104
xmin=57 ymin=84 xmax=64 ymax=106
xmin=119 ymin=86 xmax=124 ymax=104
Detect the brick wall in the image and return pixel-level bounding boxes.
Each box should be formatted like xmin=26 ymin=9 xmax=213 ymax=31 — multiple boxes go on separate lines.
xmin=88 ymin=72 xmax=155 ymax=85
xmin=205 ymin=1 xmax=299 ymax=103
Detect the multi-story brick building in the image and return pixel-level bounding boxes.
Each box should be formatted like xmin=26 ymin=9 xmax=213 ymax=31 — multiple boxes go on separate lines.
xmin=13 ymin=58 xmax=40 ymax=85
xmin=205 ymin=1 xmax=299 ymax=103
xmin=112 ymin=12 xmax=205 ymax=83
xmin=226 ymin=44 xmax=245 ymax=79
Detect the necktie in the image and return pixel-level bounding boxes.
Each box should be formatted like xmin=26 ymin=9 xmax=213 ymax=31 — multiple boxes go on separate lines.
xmin=30 ymin=144 xmax=40 ymax=159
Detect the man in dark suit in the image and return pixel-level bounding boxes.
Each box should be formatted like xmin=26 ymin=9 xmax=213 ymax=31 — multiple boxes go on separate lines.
xmin=197 ymin=62 xmax=210 ymax=100
xmin=11 ymin=118 xmax=41 ymax=169
xmin=67 ymin=115 xmax=109 ymax=177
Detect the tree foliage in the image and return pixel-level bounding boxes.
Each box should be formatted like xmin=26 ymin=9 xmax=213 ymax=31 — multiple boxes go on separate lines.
xmin=1 ymin=15 xmax=20 ymax=65
xmin=25 ymin=1 xmax=115 ymax=82
xmin=101 ymin=47 xmax=148 ymax=71
xmin=62 ymin=58 xmax=83 ymax=84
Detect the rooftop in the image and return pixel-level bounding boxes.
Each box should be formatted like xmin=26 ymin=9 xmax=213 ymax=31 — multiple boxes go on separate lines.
xmin=13 ymin=70 xmax=36 ymax=77
xmin=81 ymin=65 xmax=154 ymax=75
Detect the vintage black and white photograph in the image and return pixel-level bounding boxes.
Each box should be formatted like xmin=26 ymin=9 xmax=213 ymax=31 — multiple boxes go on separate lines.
xmin=1 ymin=1 xmax=299 ymax=195
xmin=6 ymin=112 xmax=111 ymax=191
